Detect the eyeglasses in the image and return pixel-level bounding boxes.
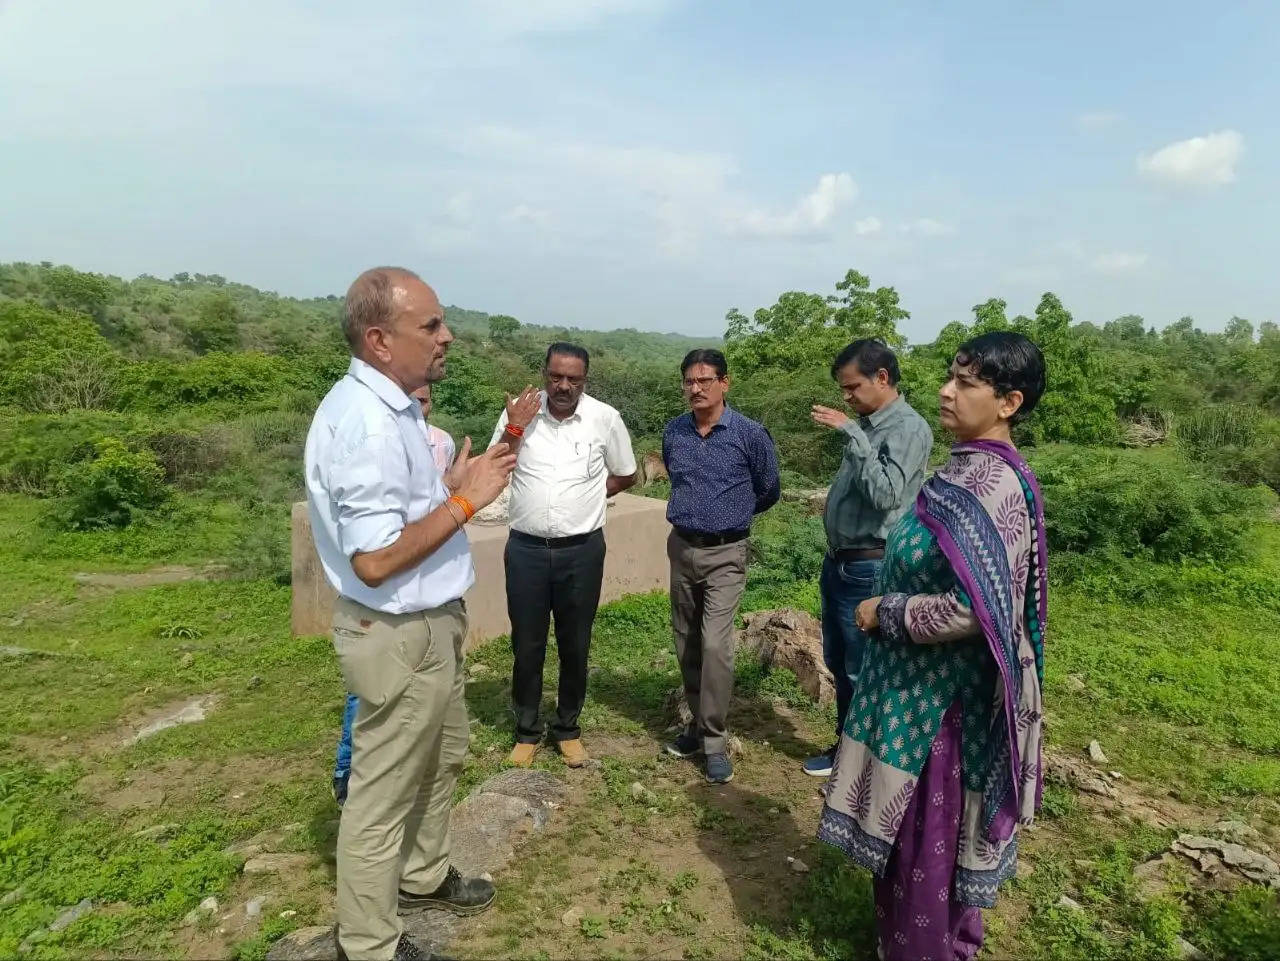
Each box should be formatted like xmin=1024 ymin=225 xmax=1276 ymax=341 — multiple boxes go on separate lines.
xmin=681 ymin=376 xmax=722 ymax=390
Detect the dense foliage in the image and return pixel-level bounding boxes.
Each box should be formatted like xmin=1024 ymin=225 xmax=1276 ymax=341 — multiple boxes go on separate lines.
xmin=2 ymin=260 xmax=1278 ymax=536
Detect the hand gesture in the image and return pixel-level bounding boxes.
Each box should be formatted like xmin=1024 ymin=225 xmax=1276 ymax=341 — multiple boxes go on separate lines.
xmin=855 ymin=596 xmax=882 ymax=633
xmin=447 ymin=439 xmax=517 ymax=509
xmin=811 ymin=404 xmax=851 ymax=431
xmin=506 ymin=385 xmax=541 ymax=430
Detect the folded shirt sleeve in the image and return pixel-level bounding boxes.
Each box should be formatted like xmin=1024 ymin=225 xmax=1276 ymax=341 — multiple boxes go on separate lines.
xmin=329 ymin=430 xmax=411 ymax=558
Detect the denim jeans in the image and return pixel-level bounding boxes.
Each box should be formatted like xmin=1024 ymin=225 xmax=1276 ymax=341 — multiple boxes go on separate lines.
xmin=819 ymin=555 xmax=881 ymax=742
xmin=334 ymin=691 xmax=359 ymax=781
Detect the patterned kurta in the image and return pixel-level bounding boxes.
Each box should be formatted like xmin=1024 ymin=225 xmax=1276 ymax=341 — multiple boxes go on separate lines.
xmin=818 ymin=442 xmax=1047 ymax=909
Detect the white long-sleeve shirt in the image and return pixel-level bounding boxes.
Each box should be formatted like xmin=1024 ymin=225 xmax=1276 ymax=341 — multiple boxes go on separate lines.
xmin=304 ymin=358 xmax=473 ymax=614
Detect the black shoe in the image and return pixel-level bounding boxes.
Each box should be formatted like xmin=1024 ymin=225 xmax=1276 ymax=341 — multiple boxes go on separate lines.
xmin=664 ymin=730 xmax=701 ymax=759
xmin=399 ymin=865 xmax=495 ymax=916
xmin=335 ymin=932 xmax=431 ymax=961
xmin=332 ymin=774 xmax=349 ymax=807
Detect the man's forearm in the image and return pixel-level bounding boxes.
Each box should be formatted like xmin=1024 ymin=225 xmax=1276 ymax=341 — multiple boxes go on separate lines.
xmin=350 ymin=502 xmax=466 ymax=588
xmin=499 ymin=424 xmax=525 ymax=456
xmin=606 ymin=472 xmax=637 ymax=497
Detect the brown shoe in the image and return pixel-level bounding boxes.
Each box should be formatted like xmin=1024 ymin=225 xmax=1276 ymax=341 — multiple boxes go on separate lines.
xmin=556 ymin=738 xmax=589 ymax=768
xmin=509 ymin=742 xmax=538 ymax=767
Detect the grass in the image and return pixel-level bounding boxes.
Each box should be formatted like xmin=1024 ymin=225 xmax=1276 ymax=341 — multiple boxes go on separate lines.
xmin=1 ymin=488 xmax=1279 ymax=959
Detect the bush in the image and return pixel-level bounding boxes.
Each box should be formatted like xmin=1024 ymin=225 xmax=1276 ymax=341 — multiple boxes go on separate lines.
xmin=56 ymin=437 xmax=169 ymax=530
xmin=1174 ymin=404 xmax=1261 ymax=453
xmin=1030 ymin=446 xmax=1273 ymax=563
xmin=143 ymin=427 xmax=235 ymax=486
xmin=0 ymin=411 xmax=141 ymax=496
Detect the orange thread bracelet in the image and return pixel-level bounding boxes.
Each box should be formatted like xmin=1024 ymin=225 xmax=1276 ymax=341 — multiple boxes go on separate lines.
xmin=448 ymin=494 xmax=477 ymax=521
xmin=504 ymin=423 xmax=525 ymax=437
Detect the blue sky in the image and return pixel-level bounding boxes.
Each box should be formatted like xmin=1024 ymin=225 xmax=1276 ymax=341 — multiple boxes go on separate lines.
xmin=1 ymin=0 xmax=1276 ymax=340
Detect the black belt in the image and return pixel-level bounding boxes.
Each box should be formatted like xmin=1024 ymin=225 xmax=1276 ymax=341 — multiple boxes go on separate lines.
xmin=674 ymin=527 xmax=749 ymax=548
xmin=510 ymin=528 xmax=600 ymax=549
xmin=829 ymin=546 xmax=885 ymax=562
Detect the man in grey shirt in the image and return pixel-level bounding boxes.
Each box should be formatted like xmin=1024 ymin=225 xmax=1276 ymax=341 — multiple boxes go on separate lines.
xmin=803 ymin=339 xmax=933 ymax=777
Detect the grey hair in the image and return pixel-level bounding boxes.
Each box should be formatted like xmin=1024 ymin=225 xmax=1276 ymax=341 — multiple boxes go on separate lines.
xmin=342 ymin=266 xmax=422 ymax=353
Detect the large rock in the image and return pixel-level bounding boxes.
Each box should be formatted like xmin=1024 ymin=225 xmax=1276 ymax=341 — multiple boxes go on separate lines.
xmin=1172 ymin=834 xmax=1280 ymax=888
xmin=267 ymin=769 xmax=566 ymax=961
xmin=738 ymin=609 xmax=834 ymax=705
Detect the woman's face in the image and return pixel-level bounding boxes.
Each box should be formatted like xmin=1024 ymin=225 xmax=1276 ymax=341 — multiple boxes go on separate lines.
xmin=938 ymin=359 xmax=1021 ymax=440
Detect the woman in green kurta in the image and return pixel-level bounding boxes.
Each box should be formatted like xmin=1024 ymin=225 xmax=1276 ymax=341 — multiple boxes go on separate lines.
xmin=817 ymin=332 xmax=1049 ymax=961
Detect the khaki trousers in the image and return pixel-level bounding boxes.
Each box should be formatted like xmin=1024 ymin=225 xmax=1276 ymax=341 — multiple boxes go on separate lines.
xmin=332 ymin=595 xmax=469 ymax=961
xmin=667 ymin=531 xmax=749 ymax=755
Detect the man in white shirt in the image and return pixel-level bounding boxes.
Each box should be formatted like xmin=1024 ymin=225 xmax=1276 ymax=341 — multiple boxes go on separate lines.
xmin=331 ymin=384 xmax=455 ymax=806
xmin=488 ymin=343 xmax=637 ymax=768
xmin=305 ymin=266 xmax=515 ymax=961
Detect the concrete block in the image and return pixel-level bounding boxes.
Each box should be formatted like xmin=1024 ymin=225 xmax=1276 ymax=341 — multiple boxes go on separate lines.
xmin=291 ymin=493 xmax=671 ymax=651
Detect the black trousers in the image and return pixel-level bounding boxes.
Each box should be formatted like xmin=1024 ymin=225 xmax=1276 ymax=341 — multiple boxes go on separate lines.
xmin=505 ymin=528 xmax=606 ymax=744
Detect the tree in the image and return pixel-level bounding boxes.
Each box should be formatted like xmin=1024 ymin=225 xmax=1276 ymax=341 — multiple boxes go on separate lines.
xmin=44 ymin=265 xmax=112 ymax=318
xmin=488 ymin=314 xmax=520 ymax=342
xmin=724 ymin=268 xmax=908 ymax=378
xmin=1104 ymin=314 xmax=1148 ymax=342
xmin=1224 ymin=316 xmax=1255 ymax=345
xmin=184 ymin=293 xmax=241 ymax=354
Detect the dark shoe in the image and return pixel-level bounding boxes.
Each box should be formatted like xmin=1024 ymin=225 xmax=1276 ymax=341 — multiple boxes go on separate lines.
xmin=802 ymin=744 xmax=838 ymax=778
xmin=705 ymin=752 xmax=734 ymax=784
xmin=399 ymin=865 xmax=495 ymax=916
xmin=332 ymin=774 xmax=349 ymax=807
xmin=335 ymin=931 xmax=431 ymax=961
xmin=664 ymin=730 xmax=701 ymax=759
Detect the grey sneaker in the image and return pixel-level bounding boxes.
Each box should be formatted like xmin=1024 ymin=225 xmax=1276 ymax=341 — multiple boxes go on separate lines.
xmin=705 ymin=752 xmax=734 ymax=784
xmin=664 ymin=730 xmax=701 ymax=759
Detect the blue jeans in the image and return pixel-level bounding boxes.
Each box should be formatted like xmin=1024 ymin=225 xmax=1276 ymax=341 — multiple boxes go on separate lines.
xmin=820 ymin=555 xmax=881 ymax=743
xmin=334 ymin=691 xmax=358 ymax=781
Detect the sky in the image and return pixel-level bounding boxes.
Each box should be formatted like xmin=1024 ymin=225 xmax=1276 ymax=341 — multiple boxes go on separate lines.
xmin=1 ymin=0 xmax=1277 ymax=341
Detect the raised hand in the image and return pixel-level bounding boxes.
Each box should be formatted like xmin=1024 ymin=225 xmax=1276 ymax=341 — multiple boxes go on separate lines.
xmin=811 ymin=404 xmax=852 ymax=430
xmin=506 ymin=385 xmax=541 ymax=430
xmin=454 ymin=441 xmax=516 ymax=510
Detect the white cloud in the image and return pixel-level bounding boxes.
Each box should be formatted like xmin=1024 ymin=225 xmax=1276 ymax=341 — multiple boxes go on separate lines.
xmin=445 ymin=192 xmax=475 ymax=227
xmin=733 ymin=172 xmax=858 ymax=239
xmin=854 ymin=216 xmax=882 ymax=235
xmin=470 ymin=0 xmax=675 ymax=34
xmin=1091 ymin=251 xmax=1148 ymax=274
xmin=1075 ymin=111 xmax=1123 ymax=133
xmin=899 ymin=217 xmax=956 ymax=237
xmin=1137 ymin=130 xmax=1244 ymax=187
xmin=504 ymin=203 xmax=552 ymax=227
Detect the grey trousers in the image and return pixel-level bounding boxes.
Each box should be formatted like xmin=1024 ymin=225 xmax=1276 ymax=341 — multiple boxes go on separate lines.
xmin=667 ymin=530 xmax=750 ymax=754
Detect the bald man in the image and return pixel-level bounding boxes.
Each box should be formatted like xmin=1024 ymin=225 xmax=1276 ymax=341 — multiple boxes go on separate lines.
xmin=305 ymin=267 xmax=515 ymax=961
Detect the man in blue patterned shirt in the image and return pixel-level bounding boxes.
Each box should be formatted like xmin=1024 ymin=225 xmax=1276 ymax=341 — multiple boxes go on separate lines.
xmin=662 ymin=348 xmax=780 ymax=783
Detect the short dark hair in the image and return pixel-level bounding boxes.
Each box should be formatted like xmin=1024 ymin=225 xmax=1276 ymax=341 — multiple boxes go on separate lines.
xmin=680 ymin=348 xmax=728 ymax=378
xmin=831 ymin=339 xmax=900 ymax=385
xmin=545 ymin=342 xmax=590 ymax=373
xmin=953 ymin=331 xmax=1046 ymax=424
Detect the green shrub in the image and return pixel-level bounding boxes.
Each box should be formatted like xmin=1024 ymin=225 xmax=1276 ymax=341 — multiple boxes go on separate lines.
xmin=0 ymin=411 xmax=142 ymax=495
xmin=1174 ymin=404 xmax=1262 ymax=453
xmin=143 ymin=426 xmax=236 ymax=485
xmin=1030 ymin=446 xmax=1272 ymax=563
xmin=56 ymin=437 xmax=169 ymax=529
xmin=237 ymin=411 xmax=311 ymax=453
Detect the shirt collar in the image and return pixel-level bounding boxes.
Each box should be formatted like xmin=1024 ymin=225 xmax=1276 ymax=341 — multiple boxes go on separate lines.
xmin=348 ymin=357 xmax=415 ymax=412
xmin=687 ymin=403 xmax=735 ymax=432
xmin=862 ymin=394 xmax=904 ymax=430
